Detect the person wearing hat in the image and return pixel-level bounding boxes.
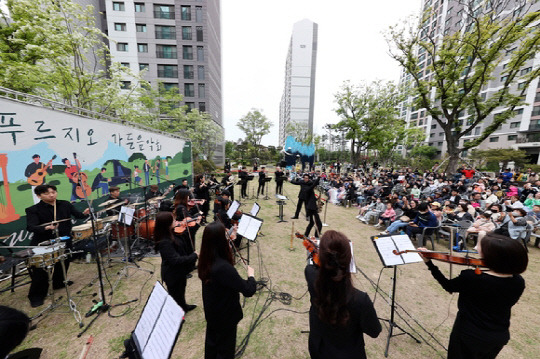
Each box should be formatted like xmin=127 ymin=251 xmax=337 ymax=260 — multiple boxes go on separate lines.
xmin=430 ymin=202 xmax=443 ymax=222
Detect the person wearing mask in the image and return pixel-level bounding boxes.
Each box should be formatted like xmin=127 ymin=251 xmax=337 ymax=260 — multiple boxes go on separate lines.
xmin=154 ymin=212 xmax=198 ymax=312
xmin=198 ymin=222 xmax=256 ymax=359
xmin=418 ymin=233 xmax=527 ymax=359
xmin=405 ymin=202 xmax=439 ymax=244
xmin=305 ymin=230 xmax=381 ymax=359
xmin=494 ymin=208 xmax=528 ymax=241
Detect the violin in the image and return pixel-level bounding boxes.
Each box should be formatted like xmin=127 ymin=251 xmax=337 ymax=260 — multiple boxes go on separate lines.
xmin=188 ymin=199 xmax=205 ymax=208
xmin=393 ymin=249 xmax=486 ymax=274
xmin=295 ymin=232 xmax=320 ymax=266
xmin=174 ymin=216 xmax=201 ymax=234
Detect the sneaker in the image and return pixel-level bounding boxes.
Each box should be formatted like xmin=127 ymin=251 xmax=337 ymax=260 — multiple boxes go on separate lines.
xmin=355 ymin=215 xmax=362 ymax=219
xmin=379 ymin=231 xmax=389 ymax=235
xmin=359 ymin=218 xmax=367 ymax=223
xmin=374 ymin=224 xmax=382 ymax=228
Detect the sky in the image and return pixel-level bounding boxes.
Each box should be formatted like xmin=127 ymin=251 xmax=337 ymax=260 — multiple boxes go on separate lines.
xmin=221 ymin=0 xmax=422 ymax=146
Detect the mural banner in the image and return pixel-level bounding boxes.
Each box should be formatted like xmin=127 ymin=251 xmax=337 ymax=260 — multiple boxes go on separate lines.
xmin=0 ymin=98 xmax=192 ymax=247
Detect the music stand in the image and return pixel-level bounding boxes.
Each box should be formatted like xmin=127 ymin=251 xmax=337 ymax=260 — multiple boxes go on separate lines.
xmin=237 ymin=213 xmax=264 ymax=265
xmin=124 ymin=281 xmax=184 ymax=359
xmin=246 ymin=175 xmax=255 ymax=199
xmin=263 ymin=177 xmax=272 ymax=200
xmin=275 ymin=194 xmax=288 ymax=223
xmin=371 ymin=234 xmax=422 ymax=357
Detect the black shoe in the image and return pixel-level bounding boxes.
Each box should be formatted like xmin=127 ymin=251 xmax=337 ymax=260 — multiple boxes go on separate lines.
xmin=291 ymin=216 xmax=299 ymax=219
xmin=53 ymin=280 xmax=74 ymax=290
xmin=185 ymin=304 xmax=197 ymax=312
xmin=30 ymin=299 xmax=44 ymax=308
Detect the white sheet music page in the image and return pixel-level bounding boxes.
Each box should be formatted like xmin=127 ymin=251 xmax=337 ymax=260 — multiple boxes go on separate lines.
xmin=391 ymin=235 xmax=423 ymax=264
xmin=250 ymin=203 xmax=260 ymax=216
xmin=134 ymin=282 xmax=168 ymax=352
xmin=142 ymin=296 xmax=184 ymax=359
xmin=349 ymin=241 xmax=357 ymax=273
xmin=373 ymin=236 xmax=404 ymax=266
xmin=227 ymin=200 xmax=240 ymax=219
xmin=237 ymin=215 xmax=262 ymax=241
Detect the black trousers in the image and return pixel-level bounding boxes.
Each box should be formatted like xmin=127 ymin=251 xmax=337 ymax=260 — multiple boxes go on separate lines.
xmin=294 ymin=198 xmax=305 ymax=218
xmin=257 ymin=182 xmax=265 ymax=196
xmin=164 ymin=274 xmax=188 ymax=311
xmin=241 ymin=183 xmax=248 ymax=198
xmin=28 ymin=259 xmax=70 ymax=302
xmin=448 ymin=321 xmax=505 ymax=359
xmin=276 ymin=181 xmax=283 ymax=194
xmin=205 ymin=323 xmax=237 ymax=359
xmin=305 ymin=209 xmax=322 ymax=237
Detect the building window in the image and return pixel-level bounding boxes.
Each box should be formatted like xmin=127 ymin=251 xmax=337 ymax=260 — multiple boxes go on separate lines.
xmin=185 ymin=102 xmax=195 ymax=112
xmin=199 ymin=102 xmax=206 ymax=112
xmin=138 ymin=43 xmax=148 ymax=53
xmin=535 ymin=92 xmax=540 ymax=103
xmin=134 ymin=3 xmax=145 ymax=12
xmin=181 ymin=5 xmax=191 ymax=20
xmin=121 ymin=81 xmax=131 ymax=89
xmin=515 ymin=108 xmax=524 ymax=115
xmin=518 ymin=82 xmax=527 ymax=90
xmin=431 ymin=124 xmax=436 ymax=129
xmin=182 ymin=26 xmax=192 ymax=40
xmin=117 ymin=43 xmax=128 ymax=52
xmin=510 ymin=122 xmax=520 ymax=128
xmin=155 ymin=25 xmax=176 ymax=39
xmin=430 ymin=133 xmax=435 ymax=138
xmin=182 ymin=45 xmax=193 ymax=60
xmin=136 ymin=24 xmax=147 ymax=33
xmin=183 ymin=65 xmax=194 ymax=79
xmin=184 ymin=83 xmax=195 ymax=97
xmin=437 ymin=142 xmax=443 ymax=146
xmin=197 ymin=46 xmax=204 ymax=61
xmin=196 ymin=26 xmax=203 ymax=41
xmin=163 ymin=83 xmax=179 ymax=93
xmin=439 ymin=132 xmax=444 ymax=137
xmin=157 ymin=65 xmax=178 ymax=78
xmin=120 ymin=62 xmax=130 ymax=68
xmin=113 ymin=2 xmax=125 ymax=11
xmin=500 ymin=75 xmax=508 ymax=82
xmin=198 ymin=83 xmax=205 ymax=98
xmin=489 ymin=137 xmax=499 ymax=143
xmin=154 ymin=5 xmax=175 ymax=19
xmin=196 ymin=6 xmax=203 ymax=22
xmin=198 ymin=65 xmax=205 ymax=80
xmin=508 ymin=135 xmax=517 ymax=141
xmin=474 ymin=127 xmax=481 ymax=135
xmin=157 ymin=45 xmax=177 ymax=59
xmin=532 ymin=106 xmax=540 ymax=116
xmin=521 ymin=67 xmax=532 ymax=76
xmin=114 ymin=23 xmax=126 ymax=31
xmin=139 ymin=63 xmax=149 ymax=71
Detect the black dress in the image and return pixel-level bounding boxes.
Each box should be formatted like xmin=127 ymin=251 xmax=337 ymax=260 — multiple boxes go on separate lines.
xmin=305 ymin=265 xmax=381 ymax=359
xmin=425 ymin=260 xmax=525 ymax=359
xmin=202 ymin=257 xmax=256 ymax=359
xmin=158 ymin=236 xmax=198 ymax=311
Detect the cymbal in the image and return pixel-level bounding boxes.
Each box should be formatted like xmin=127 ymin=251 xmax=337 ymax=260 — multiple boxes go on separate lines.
xmin=102 ymin=215 xmax=118 ymax=223
xmin=104 ymin=202 xmax=125 ymax=211
xmin=148 ymin=196 xmax=165 ymax=202
xmin=129 ymin=202 xmax=144 ymax=206
xmin=99 ymin=199 xmax=117 ymax=207
xmin=39 ymin=218 xmax=72 ymax=227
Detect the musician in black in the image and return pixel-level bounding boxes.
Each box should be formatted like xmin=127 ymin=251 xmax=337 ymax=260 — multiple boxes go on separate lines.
xmin=194 ymin=175 xmax=210 ymax=225
xmin=257 ymin=167 xmax=266 ymax=198
xmin=25 ymin=184 xmax=90 ymax=307
xmin=221 ymin=172 xmax=235 ymax=201
xmin=105 ymin=186 xmax=128 ymax=217
xmin=214 ymin=196 xmax=242 ymax=248
xmin=303 ymin=175 xmax=323 ymax=238
xmin=173 ymin=179 xmax=190 ymax=195
xmin=238 ymin=167 xmax=248 ymax=199
xmin=275 ymin=166 xmax=285 ymax=195
xmin=173 ymin=189 xmax=201 ymax=250
xmin=291 ymin=173 xmax=312 ymax=219
xmin=145 ymin=184 xmax=163 ymax=201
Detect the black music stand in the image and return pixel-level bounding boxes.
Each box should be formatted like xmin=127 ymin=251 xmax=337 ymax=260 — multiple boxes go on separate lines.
xmin=246 ymin=175 xmax=255 ymax=199
xmin=263 ymin=177 xmax=272 ymax=200
xmin=370 ymin=235 xmax=422 ymax=357
xmin=275 ymin=194 xmax=288 ymax=223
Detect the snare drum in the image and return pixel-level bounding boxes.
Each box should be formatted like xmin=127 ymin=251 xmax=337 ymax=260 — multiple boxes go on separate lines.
xmin=27 ymin=243 xmax=66 ymax=268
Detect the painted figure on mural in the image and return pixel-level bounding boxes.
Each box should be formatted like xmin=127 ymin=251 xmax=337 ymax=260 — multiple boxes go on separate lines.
xmin=133 ymin=165 xmax=142 ymax=185
xmin=154 ymin=158 xmax=161 ymax=184
xmin=92 ymin=167 xmax=110 ymax=196
xmin=25 ymin=154 xmax=53 ymax=204
xmin=62 ymin=157 xmax=82 ymax=201
xmin=143 ymin=159 xmax=151 ymax=186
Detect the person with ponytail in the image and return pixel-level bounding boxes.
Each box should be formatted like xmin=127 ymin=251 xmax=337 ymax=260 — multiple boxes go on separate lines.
xmin=305 ymin=230 xmax=381 ymax=359
xmin=198 ymin=222 xmax=256 ymax=359
xmin=154 ymin=211 xmax=198 ymax=312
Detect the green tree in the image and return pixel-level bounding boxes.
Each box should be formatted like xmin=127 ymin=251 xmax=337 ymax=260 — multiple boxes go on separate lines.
xmin=333 ymin=80 xmax=411 ymax=166
xmin=471 ymin=148 xmax=529 ymax=171
xmin=388 ymin=3 xmax=540 ymax=173
xmin=237 ymin=109 xmax=273 ymax=155
xmin=410 ymin=145 xmax=438 ymax=160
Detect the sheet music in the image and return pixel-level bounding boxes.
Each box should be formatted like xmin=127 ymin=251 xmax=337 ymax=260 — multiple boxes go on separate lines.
xmin=276 ymin=194 xmax=288 ymax=200
xmin=227 ymin=200 xmax=240 ymax=219
xmin=349 ymin=241 xmax=357 ymax=274
xmin=391 ymin=234 xmax=423 ymax=264
xmin=134 ymin=282 xmax=168 ymax=352
xmin=142 ymin=296 xmax=184 ymax=359
xmin=250 ymin=203 xmax=260 ymax=216
xmin=237 ymin=214 xmax=263 ymax=241
xmin=373 ymin=236 xmax=404 ymax=266
xmin=120 ymin=206 xmax=135 ymax=226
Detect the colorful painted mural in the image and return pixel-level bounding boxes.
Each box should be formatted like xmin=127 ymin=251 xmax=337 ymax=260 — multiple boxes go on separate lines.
xmin=0 ymin=98 xmax=192 ymax=247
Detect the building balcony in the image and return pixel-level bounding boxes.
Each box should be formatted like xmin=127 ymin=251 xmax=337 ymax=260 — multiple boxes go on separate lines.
xmin=154 ymin=11 xmax=175 ymax=19
xmin=516 ymin=133 xmax=540 ymax=143
xmin=157 ymin=70 xmax=178 ymax=78
xmin=156 ymin=51 xmax=177 ymax=59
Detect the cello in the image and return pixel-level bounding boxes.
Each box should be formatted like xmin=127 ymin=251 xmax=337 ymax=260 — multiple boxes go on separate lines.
xmin=72 ymin=153 xmax=92 ymax=198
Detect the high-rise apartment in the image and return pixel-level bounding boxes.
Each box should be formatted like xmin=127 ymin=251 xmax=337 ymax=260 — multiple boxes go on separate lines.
xmin=96 ymin=0 xmax=224 ymax=164
xmin=399 ymin=0 xmax=540 ymax=164
xmin=279 ymin=19 xmax=318 ymax=147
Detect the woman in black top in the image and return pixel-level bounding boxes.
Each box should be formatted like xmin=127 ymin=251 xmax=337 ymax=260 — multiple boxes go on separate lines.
xmin=173 ymin=189 xmax=200 ymax=251
xmin=154 ymin=212 xmax=198 ymax=312
xmin=305 ymin=230 xmax=381 ymax=359
xmin=194 ymin=174 xmax=210 ymax=224
xmin=198 ymin=222 xmax=256 ymax=359
xmin=419 ymin=233 xmax=527 ymax=359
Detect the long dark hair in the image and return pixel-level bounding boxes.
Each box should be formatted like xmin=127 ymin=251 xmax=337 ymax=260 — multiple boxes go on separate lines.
xmin=198 ymin=221 xmax=233 ymax=284
xmin=154 ymin=212 xmax=174 ymax=250
xmin=315 ymin=230 xmax=353 ymax=327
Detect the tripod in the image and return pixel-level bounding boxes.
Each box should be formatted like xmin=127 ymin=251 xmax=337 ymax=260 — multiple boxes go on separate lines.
xmin=380 ymin=266 xmax=421 ymax=357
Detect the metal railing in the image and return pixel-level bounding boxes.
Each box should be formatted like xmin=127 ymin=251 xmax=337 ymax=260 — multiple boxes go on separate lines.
xmin=154 ymin=11 xmax=175 ymax=19
xmin=155 ymin=31 xmax=176 ymax=40
xmin=157 ymin=69 xmax=178 ymax=78
xmin=0 ymin=86 xmax=188 ymax=140
xmin=156 ymin=50 xmax=177 ymax=59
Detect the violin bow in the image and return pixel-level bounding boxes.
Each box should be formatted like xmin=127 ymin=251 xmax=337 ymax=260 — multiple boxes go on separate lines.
xmin=216 ymin=212 xmax=249 ymax=269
